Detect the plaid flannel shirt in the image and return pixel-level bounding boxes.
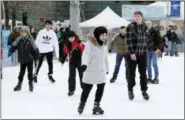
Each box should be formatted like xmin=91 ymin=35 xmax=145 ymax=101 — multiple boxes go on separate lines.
xmin=126 ymin=22 xmax=153 ymax=55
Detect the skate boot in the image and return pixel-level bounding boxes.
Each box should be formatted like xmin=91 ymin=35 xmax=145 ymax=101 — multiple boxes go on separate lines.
xmin=110 ymin=75 xmax=117 ymax=83
xmin=14 ymin=83 xmax=22 ymax=91
xmin=175 ymin=53 xmax=179 ymax=57
xmin=142 ymin=91 xmax=150 ymax=100
xmin=128 ymin=91 xmax=134 ymax=100
xmin=151 ymin=77 xmax=159 ymax=84
xmin=29 ymin=82 xmax=34 ymax=92
xmin=48 ymin=75 xmax=55 ymax=83
xmin=147 ymin=78 xmax=153 ymax=84
xmin=68 ymin=91 xmax=74 ymax=96
xmin=78 ymin=102 xmax=85 ymax=115
xmin=92 ymin=102 xmax=104 ymax=115
xmin=164 ymin=53 xmax=168 ymax=56
xmin=33 ymin=74 xmax=37 ymax=83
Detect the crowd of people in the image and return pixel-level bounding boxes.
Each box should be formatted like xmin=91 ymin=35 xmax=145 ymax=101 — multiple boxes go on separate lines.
xmin=1 ymin=11 xmax=182 ymax=115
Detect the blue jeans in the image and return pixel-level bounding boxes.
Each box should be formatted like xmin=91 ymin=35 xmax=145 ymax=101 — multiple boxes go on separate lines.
xmin=147 ymin=51 xmax=159 ymax=79
xmin=166 ymin=41 xmax=172 ymax=54
xmin=113 ymin=53 xmax=128 ymax=80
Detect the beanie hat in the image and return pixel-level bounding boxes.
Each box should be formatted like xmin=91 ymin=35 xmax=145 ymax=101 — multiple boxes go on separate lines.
xmin=67 ymin=31 xmax=77 ymax=38
xmin=93 ymin=26 xmax=108 ymax=40
xmin=21 ymin=26 xmax=30 ymax=35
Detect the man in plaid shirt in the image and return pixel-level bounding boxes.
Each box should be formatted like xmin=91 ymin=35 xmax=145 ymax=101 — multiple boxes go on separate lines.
xmin=126 ymin=11 xmax=161 ymax=101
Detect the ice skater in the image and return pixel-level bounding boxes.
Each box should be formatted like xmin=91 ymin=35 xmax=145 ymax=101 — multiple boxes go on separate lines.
xmin=33 ymin=20 xmax=59 ymax=83
xmin=108 ymin=26 xmax=129 ymax=83
xmin=126 ymin=11 xmax=161 ymax=100
xmin=145 ymin=20 xmax=162 ymax=84
xmin=8 ymin=26 xmax=39 ymax=92
xmin=60 ymin=31 xmax=85 ymax=96
xmin=78 ymin=26 xmax=109 ymax=115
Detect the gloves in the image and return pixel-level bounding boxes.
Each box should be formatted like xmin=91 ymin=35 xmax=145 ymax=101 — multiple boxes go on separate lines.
xmin=80 ymin=65 xmax=87 ymax=72
xmin=108 ymin=49 xmax=111 ymax=53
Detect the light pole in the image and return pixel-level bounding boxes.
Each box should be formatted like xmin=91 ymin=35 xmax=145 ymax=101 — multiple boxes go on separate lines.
xmin=70 ymin=0 xmax=80 ymax=35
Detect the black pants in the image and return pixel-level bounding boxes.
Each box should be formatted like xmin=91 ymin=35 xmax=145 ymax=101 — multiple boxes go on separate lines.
xmin=35 ymin=52 xmax=53 ymax=76
xmin=80 ymin=83 xmax=105 ymax=104
xmin=127 ymin=53 xmax=148 ymax=92
xmin=18 ymin=62 xmax=33 ymax=84
xmin=68 ymin=63 xmax=83 ymax=92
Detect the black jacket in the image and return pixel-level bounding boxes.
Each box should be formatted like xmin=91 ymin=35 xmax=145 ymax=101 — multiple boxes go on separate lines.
xmin=147 ymin=27 xmax=161 ymax=51
xmin=126 ymin=22 xmax=153 ymax=55
xmin=9 ymin=36 xmax=39 ymax=64
xmin=170 ymin=32 xmax=179 ymax=43
xmin=31 ymin=32 xmax=37 ymax=40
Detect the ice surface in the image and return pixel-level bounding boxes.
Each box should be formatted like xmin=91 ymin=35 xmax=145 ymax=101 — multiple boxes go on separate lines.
xmin=1 ymin=53 xmax=184 ymax=119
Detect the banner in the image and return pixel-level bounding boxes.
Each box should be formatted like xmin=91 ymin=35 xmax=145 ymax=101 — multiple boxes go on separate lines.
xmin=2 ymin=30 xmax=12 ymax=67
xmin=122 ymin=5 xmax=166 ymax=20
xmin=170 ymin=1 xmax=181 ymax=17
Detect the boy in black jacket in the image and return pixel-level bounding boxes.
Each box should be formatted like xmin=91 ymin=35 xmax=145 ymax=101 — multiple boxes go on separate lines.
xmin=8 ymin=26 xmax=39 ymax=92
xmin=60 ymin=31 xmax=85 ymax=96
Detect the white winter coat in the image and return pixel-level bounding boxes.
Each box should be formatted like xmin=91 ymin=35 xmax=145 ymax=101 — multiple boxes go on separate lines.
xmin=35 ymin=28 xmax=59 ymax=58
xmin=82 ymin=36 xmax=109 ymax=85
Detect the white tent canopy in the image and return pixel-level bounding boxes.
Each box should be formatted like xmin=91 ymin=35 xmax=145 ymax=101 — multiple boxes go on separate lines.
xmin=80 ymin=6 xmax=130 ymax=29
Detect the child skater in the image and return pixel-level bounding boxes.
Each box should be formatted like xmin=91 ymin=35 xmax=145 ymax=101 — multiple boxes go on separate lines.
xmin=60 ymin=31 xmax=85 ymax=96
xmin=78 ymin=26 xmax=109 ymax=115
xmin=8 ymin=26 xmax=39 ymax=92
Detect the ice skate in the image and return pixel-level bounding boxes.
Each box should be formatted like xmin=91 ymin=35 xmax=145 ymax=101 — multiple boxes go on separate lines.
xmin=68 ymin=91 xmax=74 ymax=96
xmin=128 ymin=91 xmax=134 ymax=100
xmin=48 ymin=75 xmax=55 ymax=83
xmin=29 ymin=82 xmax=34 ymax=92
xmin=78 ymin=102 xmax=85 ymax=115
xmin=33 ymin=75 xmax=37 ymax=83
xmin=14 ymin=83 xmax=22 ymax=91
xmin=142 ymin=91 xmax=150 ymax=100
xmin=92 ymin=102 xmax=104 ymax=115
xmin=151 ymin=77 xmax=159 ymax=84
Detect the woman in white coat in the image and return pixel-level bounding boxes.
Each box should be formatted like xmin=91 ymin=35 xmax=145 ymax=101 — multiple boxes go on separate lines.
xmin=78 ymin=26 xmax=109 ymax=115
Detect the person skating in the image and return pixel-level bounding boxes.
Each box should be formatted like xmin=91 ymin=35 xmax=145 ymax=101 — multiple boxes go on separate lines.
xmin=78 ymin=26 xmax=109 ymax=115
xmin=145 ymin=21 xmax=162 ymax=84
xmin=108 ymin=26 xmax=129 ymax=83
xmin=60 ymin=31 xmax=85 ymax=96
xmin=8 ymin=26 xmax=39 ymax=92
xmin=30 ymin=26 xmax=38 ymax=68
xmin=164 ymin=25 xmax=173 ymax=56
xmin=170 ymin=26 xmax=179 ymax=57
xmin=126 ymin=11 xmax=161 ymax=101
xmin=33 ymin=20 xmax=59 ymax=83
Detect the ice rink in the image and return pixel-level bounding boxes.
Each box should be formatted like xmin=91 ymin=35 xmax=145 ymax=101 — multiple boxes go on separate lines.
xmin=1 ymin=53 xmax=184 ymax=119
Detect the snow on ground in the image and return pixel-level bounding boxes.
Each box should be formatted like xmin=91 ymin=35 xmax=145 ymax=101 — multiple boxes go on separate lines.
xmin=1 ymin=53 xmax=184 ymax=119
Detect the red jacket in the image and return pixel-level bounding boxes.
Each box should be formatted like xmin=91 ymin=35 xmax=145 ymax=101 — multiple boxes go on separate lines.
xmin=63 ymin=38 xmax=85 ymax=64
